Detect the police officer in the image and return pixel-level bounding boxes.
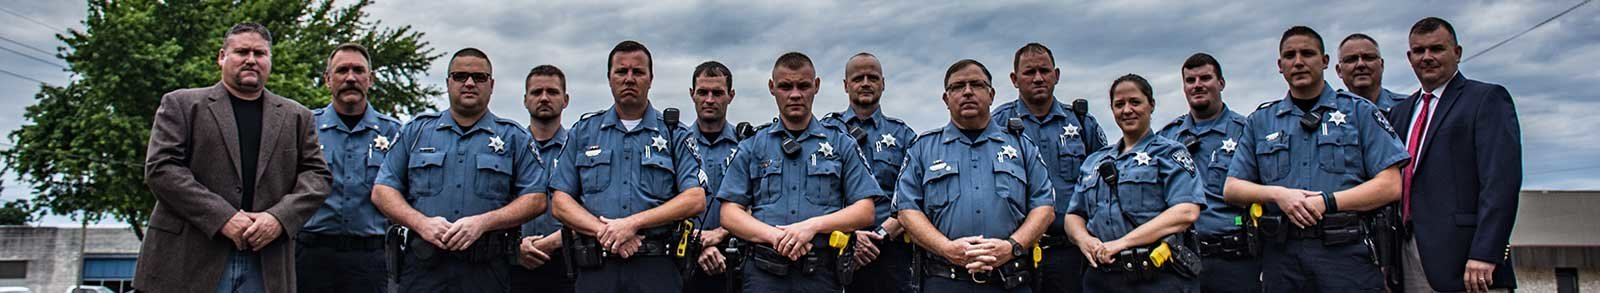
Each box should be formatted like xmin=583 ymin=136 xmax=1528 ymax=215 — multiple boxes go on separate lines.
xmin=1334 ymin=33 xmax=1408 ymax=112
xmin=299 ymin=43 xmax=401 ymax=293
xmin=548 ymin=40 xmax=706 ymax=293
xmin=990 ymin=43 xmax=1108 ymax=293
xmin=684 ymin=60 xmax=740 ymax=293
xmin=1153 ymin=53 xmax=1259 ymax=293
xmin=717 ymin=52 xmax=884 ymax=293
xmin=1223 ymin=26 xmax=1408 ymax=293
xmin=897 ymin=59 xmax=1055 ymax=293
xmin=372 ymin=48 xmax=549 ymax=292
xmin=817 ymin=52 xmax=918 ymax=293
xmin=513 ymin=64 xmax=574 ymax=292
xmin=1067 ymin=74 xmax=1205 ymax=292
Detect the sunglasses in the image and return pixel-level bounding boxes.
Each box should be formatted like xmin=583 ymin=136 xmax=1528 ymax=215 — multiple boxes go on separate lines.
xmin=449 ymin=72 xmax=491 ymax=83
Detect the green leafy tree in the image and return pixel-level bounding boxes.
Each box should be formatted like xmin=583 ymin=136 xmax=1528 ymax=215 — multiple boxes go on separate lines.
xmin=0 ymin=198 xmax=36 ymax=226
xmin=1 ymin=0 xmax=441 ymax=238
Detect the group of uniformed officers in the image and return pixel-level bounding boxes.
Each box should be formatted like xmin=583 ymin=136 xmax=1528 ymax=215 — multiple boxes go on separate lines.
xmin=142 ymin=14 xmax=1518 ymax=293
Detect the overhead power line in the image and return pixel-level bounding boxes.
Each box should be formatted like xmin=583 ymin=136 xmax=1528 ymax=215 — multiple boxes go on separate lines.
xmin=1464 ymin=0 xmax=1593 ymax=63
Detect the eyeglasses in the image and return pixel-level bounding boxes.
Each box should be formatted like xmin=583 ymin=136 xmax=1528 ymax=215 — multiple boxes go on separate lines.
xmin=449 ymin=72 xmax=491 ymax=83
xmin=945 ymin=81 xmax=991 ymax=93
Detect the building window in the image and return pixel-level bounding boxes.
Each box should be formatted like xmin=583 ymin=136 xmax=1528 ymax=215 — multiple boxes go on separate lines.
xmin=0 ymin=260 xmax=25 ymax=279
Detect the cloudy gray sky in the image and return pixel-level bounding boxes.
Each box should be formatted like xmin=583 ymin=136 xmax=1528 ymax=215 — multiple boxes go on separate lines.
xmin=3 ymin=0 xmax=1596 ymax=226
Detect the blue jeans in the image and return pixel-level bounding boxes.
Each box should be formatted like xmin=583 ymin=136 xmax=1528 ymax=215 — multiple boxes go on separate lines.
xmin=215 ymin=251 xmax=265 ymax=293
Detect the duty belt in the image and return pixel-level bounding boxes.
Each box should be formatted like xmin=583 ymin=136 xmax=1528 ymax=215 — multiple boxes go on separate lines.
xmin=299 ymin=232 xmax=385 ymax=251
xmin=919 ymin=253 xmax=1033 ymax=289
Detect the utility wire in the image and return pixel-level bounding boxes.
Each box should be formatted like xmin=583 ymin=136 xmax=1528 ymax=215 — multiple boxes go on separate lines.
xmin=1463 ymin=0 xmax=1593 ymax=63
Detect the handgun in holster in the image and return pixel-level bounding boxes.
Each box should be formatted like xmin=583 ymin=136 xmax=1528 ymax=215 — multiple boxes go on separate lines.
xmin=562 ymin=227 xmax=604 ymax=273
xmin=384 ymin=225 xmax=409 ymax=293
xmin=1367 ymin=204 xmax=1405 ymax=290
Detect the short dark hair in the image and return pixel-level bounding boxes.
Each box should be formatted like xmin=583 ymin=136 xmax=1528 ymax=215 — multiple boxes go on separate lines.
xmin=1110 ymin=73 xmax=1154 ymax=106
xmin=324 ymin=43 xmax=370 ymax=73
xmin=449 ymin=47 xmax=492 ymax=71
xmin=692 ymin=61 xmax=733 ymax=89
xmin=606 ymin=40 xmax=653 ymax=74
xmin=1410 ymin=17 xmax=1459 ymax=45
xmin=944 ymin=59 xmax=992 ymax=85
xmin=1279 ymin=26 xmax=1325 ymax=54
xmin=1181 ymin=52 xmax=1223 ymax=81
xmin=525 ymin=64 xmax=566 ymax=91
xmin=1013 ymin=42 xmax=1055 ymax=70
xmin=774 ymin=52 xmax=814 ymax=71
xmin=1339 ymin=33 xmax=1380 ymax=50
xmin=224 ymin=22 xmax=272 ymax=46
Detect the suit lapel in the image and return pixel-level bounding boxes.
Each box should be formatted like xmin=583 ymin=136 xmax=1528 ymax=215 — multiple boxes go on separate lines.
xmin=1418 ymin=72 xmax=1469 ymax=160
xmin=1392 ymin=92 xmax=1419 ymax=141
xmin=253 ymin=91 xmax=287 ymax=196
xmin=204 ymin=83 xmax=244 ymax=183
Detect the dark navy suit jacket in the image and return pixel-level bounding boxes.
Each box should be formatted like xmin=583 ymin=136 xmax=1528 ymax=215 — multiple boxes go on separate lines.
xmin=1388 ymin=72 xmax=1520 ymax=291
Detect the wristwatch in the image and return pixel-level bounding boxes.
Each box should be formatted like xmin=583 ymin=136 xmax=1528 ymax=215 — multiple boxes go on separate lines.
xmin=1007 ymin=238 xmax=1024 ymax=258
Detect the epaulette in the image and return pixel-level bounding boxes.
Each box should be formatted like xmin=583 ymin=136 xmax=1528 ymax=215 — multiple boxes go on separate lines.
xmin=754 ymin=118 xmax=778 ymax=132
xmin=911 ymin=128 xmax=942 ymax=145
xmin=375 ymin=112 xmax=402 ymax=123
xmin=822 ymin=112 xmax=842 ymax=120
xmin=1165 ymin=115 xmax=1187 ymax=129
xmin=1256 ymin=100 xmax=1280 ymax=110
xmin=413 ymin=111 xmax=444 ymax=119
xmin=884 ymin=116 xmax=909 ymax=126
xmin=312 ymin=107 xmax=326 ymax=115
xmin=578 ymin=109 xmax=606 ymax=121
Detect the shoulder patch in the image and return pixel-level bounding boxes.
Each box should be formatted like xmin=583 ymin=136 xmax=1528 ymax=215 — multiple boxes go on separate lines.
xmin=1373 ymin=111 xmax=1396 ymax=136
xmin=1172 ymin=149 xmax=1196 ymax=173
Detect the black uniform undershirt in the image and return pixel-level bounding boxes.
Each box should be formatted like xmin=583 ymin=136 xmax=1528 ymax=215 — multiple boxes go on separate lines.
xmin=960 ymin=128 xmax=985 ymax=141
xmin=1291 ymin=96 xmax=1317 ymax=114
xmin=230 ymin=93 xmax=264 ymax=211
xmin=701 ymin=130 xmax=723 ymax=143
xmin=338 ymin=112 xmax=362 ymax=129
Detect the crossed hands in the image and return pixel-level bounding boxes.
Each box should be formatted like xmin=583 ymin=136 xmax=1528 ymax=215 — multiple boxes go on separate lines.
xmin=411 ymin=215 xmax=492 ymax=251
xmin=1273 ymin=187 xmax=1328 ymax=228
xmin=219 ymin=211 xmax=283 ymax=251
xmin=1075 ymin=237 xmax=1135 ymax=268
xmin=766 ymin=221 xmax=821 ymax=261
xmin=935 ymin=236 xmax=1015 ymax=274
xmin=597 ymin=217 xmax=644 ymax=258
xmin=517 ymin=234 xmax=563 ymax=269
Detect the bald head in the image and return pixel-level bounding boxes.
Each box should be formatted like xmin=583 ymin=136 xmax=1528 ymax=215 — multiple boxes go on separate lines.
xmin=844 ymin=52 xmax=885 ymax=108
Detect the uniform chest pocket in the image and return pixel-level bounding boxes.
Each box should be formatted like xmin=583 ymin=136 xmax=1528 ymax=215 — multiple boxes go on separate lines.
xmin=992 ymin=160 xmax=1029 ymax=219
xmin=922 ymin=165 xmax=961 ymax=214
xmin=1116 ymin=167 xmax=1165 ymax=213
xmin=756 ymin=164 xmax=784 ymax=205
xmin=805 ymin=159 xmax=844 ymax=207
xmin=405 ymin=152 xmax=446 ymax=198
xmin=1057 ymin=143 xmax=1087 ymax=182
xmin=1315 ymin=127 xmax=1361 ymax=174
xmin=475 ymin=154 xmax=513 ymax=203
xmin=1206 ymin=151 xmax=1233 ymax=192
xmin=575 ymin=153 xmax=612 ymax=194
xmin=1255 ymin=140 xmax=1291 ymax=183
xmin=870 ymin=151 xmax=903 ymax=190
xmin=363 ymin=152 xmax=386 ymax=184
xmin=640 ymin=155 xmax=677 ymax=199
